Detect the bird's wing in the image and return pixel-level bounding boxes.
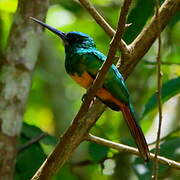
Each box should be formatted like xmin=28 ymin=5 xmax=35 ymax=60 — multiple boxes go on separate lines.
xmin=78 ymin=49 xmax=130 ymax=104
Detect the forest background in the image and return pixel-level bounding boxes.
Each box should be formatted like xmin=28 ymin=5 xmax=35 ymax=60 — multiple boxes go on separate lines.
xmin=0 ymin=0 xmax=179 ymax=179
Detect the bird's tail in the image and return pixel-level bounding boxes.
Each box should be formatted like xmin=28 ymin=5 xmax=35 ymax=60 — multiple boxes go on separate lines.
xmin=121 ymin=103 xmax=150 ymax=161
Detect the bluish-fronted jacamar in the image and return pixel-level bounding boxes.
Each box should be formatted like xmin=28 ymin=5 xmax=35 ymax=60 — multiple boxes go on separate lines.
xmin=30 ymin=17 xmax=150 ymax=161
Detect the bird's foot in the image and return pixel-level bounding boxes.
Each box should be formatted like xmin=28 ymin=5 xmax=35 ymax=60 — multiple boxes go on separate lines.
xmin=81 ymin=93 xmax=87 ymax=102
xmin=81 ymin=93 xmax=96 ymax=103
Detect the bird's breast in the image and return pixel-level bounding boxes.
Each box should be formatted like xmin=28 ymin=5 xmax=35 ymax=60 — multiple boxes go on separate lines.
xmin=70 ymin=71 xmax=122 ymax=111
xmin=70 ymin=72 xmax=93 ymax=89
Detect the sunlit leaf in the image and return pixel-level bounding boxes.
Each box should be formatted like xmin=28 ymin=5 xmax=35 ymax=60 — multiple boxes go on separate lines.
xmin=46 ymin=5 xmax=76 ymax=28
xmin=142 ymin=77 xmax=180 ymax=117
xmin=0 ymin=0 xmax=18 ymax=13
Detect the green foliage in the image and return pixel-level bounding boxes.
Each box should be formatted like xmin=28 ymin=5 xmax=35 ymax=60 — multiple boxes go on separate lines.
xmin=124 ymin=0 xmax=154 ymax=43
xmin=15 ymin=139 xmax=46 ymax=180
xmin=15 ymin=123 xmax=57 ymax=179
xmin=133 ymin=138 xmax=180 ymax=180
xmin=142 ymin=77 xmax=180 ymax=117
xmin=21 ymin=122 xmax=44 ymax=138
xmin=53 ymin=165 xmax=78 ymax=180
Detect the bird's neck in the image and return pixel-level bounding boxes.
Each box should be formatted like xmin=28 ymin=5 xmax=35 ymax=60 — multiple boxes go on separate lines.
xmin=65 ymin=41 xmax=96 ymax=56
xmin=64 ymin=42 xmax=96 ymax=75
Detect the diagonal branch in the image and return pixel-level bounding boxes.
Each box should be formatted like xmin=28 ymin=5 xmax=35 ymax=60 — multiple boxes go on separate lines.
xmin=78 ymin=0 xmax=130 ymax=57
xmin=152 ymin=0 xmax=163 ymax=179
xmin=31 ymin=1 xmax=132 ymax=179
xmin=121 ymin=0 xmax=180 ymax=78
xmin=78 ymin=0 xmax=180 ymax=79
xmin=78 ymin=0 xmax=115 ymax=36
xmin=73 ymin=0 xmax=132 ymax=123
xmin=32 ymin=0 xmax=179 ymax=179
xmin=18 ymin=132 xmax=47 ymax=154
xmin=86 ymin=134 xmax=180 ymax=170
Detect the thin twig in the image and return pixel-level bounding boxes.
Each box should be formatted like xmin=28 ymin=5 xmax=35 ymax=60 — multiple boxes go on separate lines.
xmin=152 ymin=0 xmax=163 ymax=179
xmin=86 ymin=134 xmax=180 ymax=170
xmin=78 ymin=0 xmax=180 ymax=79
xmin=78 ymin=0 xmax=114 ymax=36
xmin=78 ymin=0 xmax=130 ymax=57
xmin=18 ymin=132 xmax=47 ymax=153
xmin=31 ymin=1 xmax=132 ymax=179
xmin=143 ymin=60 xmax=180 ymax=66
xmin=72 ymin=0 xmax=132 ymax=128
xmin=31 ymin=0 xmax=180 ymax=179
xmin=121 ymin=0 xmax=180 ymax=78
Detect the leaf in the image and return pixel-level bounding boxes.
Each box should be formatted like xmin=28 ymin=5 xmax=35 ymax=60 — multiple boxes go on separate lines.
xmin=89 ymin=142 xmax=109 ymax=162
xmin=21 ymin=122 xmax=57 ymax=146
xmin=159 ymin=138 xmax=180 ymax=160
xmin=21 ymin=122 xmax=43 ymax=138
xmin=15 ymin=123 xmax=58 ymax=179
xmin=53 ymin=165 xmax=78 ymax=180
xmin=142 ymin=77 xmax=180 ymax=117
xmin=41 ymin=134 xmax=58 ymax=146
xmin=15 ymin=136 xmax=46 ymax=180
xmin=123 ymin=0 xmax=154 ymax=43
xmin=133 ymin=138 xmax=180 ymax=180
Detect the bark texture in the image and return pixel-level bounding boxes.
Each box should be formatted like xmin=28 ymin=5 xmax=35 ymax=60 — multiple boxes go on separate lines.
xmin=0 ymin=0 xmax=49 ymax=179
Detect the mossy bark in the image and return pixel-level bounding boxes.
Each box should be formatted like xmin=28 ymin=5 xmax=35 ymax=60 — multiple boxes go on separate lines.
xmin=0 ymin=0 xmax=49 ymax=179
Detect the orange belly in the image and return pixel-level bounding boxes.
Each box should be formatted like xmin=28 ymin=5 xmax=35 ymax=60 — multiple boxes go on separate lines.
xmin=70 ymin=72 xmax=122 ymax=108
xmin=71 ymin=72 xmax=93 ymax=89
xmin=96 ymin=88 xmax=122 ymax=108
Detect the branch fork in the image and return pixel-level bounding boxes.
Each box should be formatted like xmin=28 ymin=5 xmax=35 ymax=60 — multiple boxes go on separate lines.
xmin=31 ymin=0 xmax=180 ymax=179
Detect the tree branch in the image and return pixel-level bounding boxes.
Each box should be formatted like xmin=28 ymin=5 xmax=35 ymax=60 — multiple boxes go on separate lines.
xmin=31 ymin=1 xmax=132 ymax=179
xmin=152 ymin=0 xmax=163 ymax=179
xmin=78 ymin=0 xmax=130 ymax=57
xmin=72 ymin=0 xmax=132 ymax=123
xmin=121 ymin=0 xmax=180 ymax=78
xmin=18 ymin=133 xmax=47 ymax=154
xmin=31 ymin=100 xmax=106 ymax=180
xmin=86 ymin=134 xmax=180 ymax=170
xmin=32 ymin=0 xmax=179 ymax=179
xmin=78 ymin=0 xmax=180 ymax=79
xmin=143 ymin=60 xmax=180 ymax=66
xmin=78 ymin=0 xmax=114 ymax=36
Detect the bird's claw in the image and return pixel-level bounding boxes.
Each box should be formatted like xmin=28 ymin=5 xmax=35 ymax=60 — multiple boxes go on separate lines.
xmin=81 ymin=93 xmax=96 ymax=103
xmin=81 ymin=93 xmax=87 ymax=102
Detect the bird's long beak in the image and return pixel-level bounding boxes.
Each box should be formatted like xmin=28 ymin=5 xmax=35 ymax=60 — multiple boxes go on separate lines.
xmin=30 ymin=17 xmax=68 ymax=43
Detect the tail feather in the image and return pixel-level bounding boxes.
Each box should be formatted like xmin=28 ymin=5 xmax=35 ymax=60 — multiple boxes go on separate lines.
xmin=121 ymin=104 xmax=150 ymax=161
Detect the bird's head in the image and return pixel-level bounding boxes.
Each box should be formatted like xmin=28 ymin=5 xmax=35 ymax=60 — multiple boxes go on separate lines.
xmin=30 ymin=17 xmax=95 ymax=49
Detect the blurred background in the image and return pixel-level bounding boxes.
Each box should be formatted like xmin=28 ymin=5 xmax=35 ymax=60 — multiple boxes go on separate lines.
xmin=0 ymin=0 xmax=180 ymax=179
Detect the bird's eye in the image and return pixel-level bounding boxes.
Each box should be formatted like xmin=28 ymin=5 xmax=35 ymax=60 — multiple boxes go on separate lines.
xmin=71 ymin=36 xmax=81 ymax=42
xmin=75 ymin=37 xmax=80 ymax=41
xmin=68 ymin=36 xmax=77 ymax=42
xmin=66 ymin=33 xmax=86 ymax=43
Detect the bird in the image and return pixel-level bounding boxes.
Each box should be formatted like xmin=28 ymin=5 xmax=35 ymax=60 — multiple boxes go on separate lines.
xmin=30 ymin=17 xmax=150 ymax=161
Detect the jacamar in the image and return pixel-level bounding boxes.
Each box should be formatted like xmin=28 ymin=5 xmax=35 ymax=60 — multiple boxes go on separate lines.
xmin=30 ymin=17 xmax=150 ymax=161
